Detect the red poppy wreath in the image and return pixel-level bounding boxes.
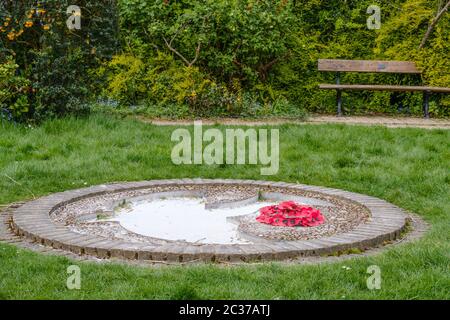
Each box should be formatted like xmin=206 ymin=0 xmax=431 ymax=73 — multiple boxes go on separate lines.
xmin=256 ymin=201 xmax=325 ymax=227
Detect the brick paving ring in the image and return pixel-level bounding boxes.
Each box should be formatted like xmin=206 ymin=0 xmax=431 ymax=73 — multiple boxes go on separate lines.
xmin=11 ymin=179 xmax=412 ymax=263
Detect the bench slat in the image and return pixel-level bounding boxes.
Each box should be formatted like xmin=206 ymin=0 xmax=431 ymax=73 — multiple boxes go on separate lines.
xmin=319 ymin=84 xmax=450 ymax=93
xmin=318 ymin=59 xmax=421 ymax=74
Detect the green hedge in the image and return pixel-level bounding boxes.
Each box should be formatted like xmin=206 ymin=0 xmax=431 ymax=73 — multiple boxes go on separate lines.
xmin=103 ymin=0 xmax=448 ymax=117
xmin=1 ymin=0 xmax=449 ymax=120
xmin=0 ymin=0 xmax=119 ymax=122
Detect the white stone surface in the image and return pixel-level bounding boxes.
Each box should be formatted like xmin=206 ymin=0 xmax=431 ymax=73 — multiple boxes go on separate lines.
xmin=107 ymin=198 xmax=277 ymax=244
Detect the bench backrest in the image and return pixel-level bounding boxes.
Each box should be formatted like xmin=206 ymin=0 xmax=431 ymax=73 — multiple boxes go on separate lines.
xmin=318 ymin=59 xmax=421 ymax=74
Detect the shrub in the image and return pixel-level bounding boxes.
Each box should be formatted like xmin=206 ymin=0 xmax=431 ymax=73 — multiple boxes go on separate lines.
xmin=0 ymin=0 xmax=119 ymax=121
xmin=119 ymin=0 xmax=294 ymax=87
xmin=113 ymin=0 xmax=449 ymax=117
xmin=1 ymin=0 xmax=449 ymax=119
xmin=105 ymin=0 xmax=305 ymax=117
xmin=0 ymin=57 xmax=30 ymax=121
xmin=99 ymin=54 xmax=146 ymax=106
xmin=100 ymin=50 xmax=307 ymax=118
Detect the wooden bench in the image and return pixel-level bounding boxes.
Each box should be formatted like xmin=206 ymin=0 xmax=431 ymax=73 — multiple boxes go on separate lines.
xmin=318 ymin=59 xmax=450 ymax=118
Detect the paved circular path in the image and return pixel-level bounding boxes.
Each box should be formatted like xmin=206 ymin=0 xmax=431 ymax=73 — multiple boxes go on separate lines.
xmin=8 ymin=179 xmax=413 ymax=263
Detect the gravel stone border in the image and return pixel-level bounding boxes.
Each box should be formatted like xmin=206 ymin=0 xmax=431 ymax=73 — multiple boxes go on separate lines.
xmin=9 ymin=179 xmax=412 ymax=263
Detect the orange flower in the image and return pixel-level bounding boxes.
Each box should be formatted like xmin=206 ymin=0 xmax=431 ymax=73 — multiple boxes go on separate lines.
xmin=24 ymin=21 xmax=33 ymax=28
xmin=42 ymin=25 xmax=50 ymax=31
xmin=7 ymin=32 xmax=15 ymax=40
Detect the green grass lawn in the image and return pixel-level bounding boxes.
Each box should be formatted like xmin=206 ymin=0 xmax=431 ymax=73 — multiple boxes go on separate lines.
xmin=0 ymin=114 xmax=449 ymax=300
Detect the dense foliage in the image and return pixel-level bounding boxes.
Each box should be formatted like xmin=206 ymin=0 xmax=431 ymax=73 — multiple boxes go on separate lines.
xmin=0 ymin=0 xmax=118 ymax=121
xmin=102 ymin=0 xmax=449 ymax=117
xmin=0 ymin=57 xmax=30 ymax=120
xmin=101 ymin=0 xmax=300 ymax=117
xmin=1 ymin=115 xmax=449 ymax=299
xmin=1 ymin=0 xmax=449 ymax=120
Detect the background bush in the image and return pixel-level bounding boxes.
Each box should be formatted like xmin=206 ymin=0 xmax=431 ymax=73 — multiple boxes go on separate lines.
xmin=0 ymin=0 xmax=119 ymax=121
xmin=0 ymin=57 xmax=30 ymax=121
xmin=1 ymin=0 xmax=449 ymax=121
xmin=104 ymin=0 xmax=448 ymax=118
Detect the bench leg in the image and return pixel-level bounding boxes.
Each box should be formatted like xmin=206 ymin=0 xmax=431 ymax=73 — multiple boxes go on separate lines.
xmin=423 ymin=92 xmax=430 ymax=119
xmin=337 ymin=90 xmax=343 ymax=116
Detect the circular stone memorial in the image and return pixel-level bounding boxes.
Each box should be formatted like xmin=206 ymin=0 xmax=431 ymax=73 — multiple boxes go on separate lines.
xmin=10 ymin=179 xmax=411 ymax=263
